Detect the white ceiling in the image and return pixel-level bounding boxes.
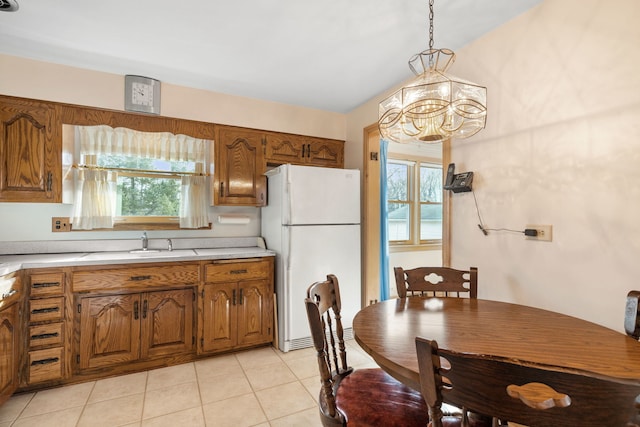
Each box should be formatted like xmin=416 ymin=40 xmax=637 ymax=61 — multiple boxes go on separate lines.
xmin=0 ymin=0 xmax=542 ymax=113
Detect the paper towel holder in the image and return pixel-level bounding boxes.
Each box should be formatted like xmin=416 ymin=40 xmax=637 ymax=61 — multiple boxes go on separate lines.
xmin=217 ymin=215 xmax=251 ymax=225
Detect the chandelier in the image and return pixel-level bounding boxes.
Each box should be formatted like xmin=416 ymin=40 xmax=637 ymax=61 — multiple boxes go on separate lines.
xmin=378 ymin=0 xmax=487 ymax=144
xmin=0 ymin=0 xmax=19 ymax=12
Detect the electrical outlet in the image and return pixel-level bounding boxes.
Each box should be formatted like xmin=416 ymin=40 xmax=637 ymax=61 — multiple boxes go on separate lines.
xmin=52 ymin=217 xmax=71 ymax=232
xmin=525 ymin=224 xmax=552 ymax=242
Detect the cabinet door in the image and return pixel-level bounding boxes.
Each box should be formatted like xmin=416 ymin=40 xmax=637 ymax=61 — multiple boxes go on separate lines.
xmin=306 ymin=138 xmax=344 ymax=168
xmin=0 ymin=96 xmax=61 ymax=202
xmin=201 ymin=282 xmax=237 ymax=352
xmin=237 ymin=279 xmax=273 ymax=347
xmin=141 ymin=289 xmax=194 ymax=359
xmin=0 ymin=303 xmax=18 ymax=406
xmin=264 ymin=133 xmax=305 ymax=166
xmin=78 ymin=294 xmax=141 ymax=370
xmin=214 ymin=126 xmax=266 ymax=206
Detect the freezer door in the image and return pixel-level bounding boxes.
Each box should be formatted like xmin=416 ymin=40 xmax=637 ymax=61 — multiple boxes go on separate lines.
xmin=283 ymin=224 xmax=361 ymax=348
xmin=285 ymin=165 xmax=360 ymax=225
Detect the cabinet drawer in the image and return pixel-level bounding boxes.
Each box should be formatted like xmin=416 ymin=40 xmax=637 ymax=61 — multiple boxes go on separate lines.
xmin=29 ymin=322 xmax=63 ymax=348
xmin=73 ymin=263 xmax=200 ymax=292
xmin=29 ymin=297 xmax=64 ymax=323
xmin=28 ymin=347 xmax=64 ymax=384
xmin=30 ymin=272 xmax=64 ymax=297
xmin=204 ymin=259 xmax=270 ymax=283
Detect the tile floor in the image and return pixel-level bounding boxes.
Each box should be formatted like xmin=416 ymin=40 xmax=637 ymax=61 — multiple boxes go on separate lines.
xmin=0 ymin=340 xmax=378 ymax=427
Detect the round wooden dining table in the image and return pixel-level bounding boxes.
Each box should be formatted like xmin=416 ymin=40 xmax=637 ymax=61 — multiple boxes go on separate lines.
xmin=352 ymin=297 xmax=640 ymax=391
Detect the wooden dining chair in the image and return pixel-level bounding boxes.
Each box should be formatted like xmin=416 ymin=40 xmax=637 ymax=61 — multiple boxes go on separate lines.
xmin=305 ymin=274 xmax=431 ymax=426
xmin=415 ymin=336 xmax=640 ymax=427
xmin=394 ymin=266 xmax=478 ymax=298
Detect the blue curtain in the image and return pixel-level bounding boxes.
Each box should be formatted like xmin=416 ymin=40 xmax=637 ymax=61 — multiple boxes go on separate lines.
xmin=379 ymin=139 xmax=390 ymax=301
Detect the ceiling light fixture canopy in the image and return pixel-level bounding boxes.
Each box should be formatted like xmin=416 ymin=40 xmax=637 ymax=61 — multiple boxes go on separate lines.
xmin=378 ymin=0 xmax=487 ymax=144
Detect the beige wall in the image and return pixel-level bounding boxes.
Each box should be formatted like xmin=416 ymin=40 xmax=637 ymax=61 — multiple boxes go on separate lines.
xmin=447 ymin=0 xmax=640 ymax=332
xmin=347 ymin=0 xmax=640 ymax=333
xmin=0 ymin=54 xmax=346 ymax=242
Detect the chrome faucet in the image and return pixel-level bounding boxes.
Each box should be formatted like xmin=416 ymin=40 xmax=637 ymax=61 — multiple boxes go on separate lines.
xmin=167 ymin=238 xmax=173 ymax=252
xmin=141 ymin=232 xmax=148 ymax=251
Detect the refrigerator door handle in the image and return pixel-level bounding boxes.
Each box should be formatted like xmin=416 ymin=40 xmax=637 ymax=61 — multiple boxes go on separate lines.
xmin=286 ymin=170 xmax=293 ymax=225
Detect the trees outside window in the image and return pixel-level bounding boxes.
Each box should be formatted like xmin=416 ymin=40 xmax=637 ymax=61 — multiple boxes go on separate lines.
xmin=387 ymin=158 xmax=442 ymax=245
xmin=97 ymin=155 xmax=194 ymax=218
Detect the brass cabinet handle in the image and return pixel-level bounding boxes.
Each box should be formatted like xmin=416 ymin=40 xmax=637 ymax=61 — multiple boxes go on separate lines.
xmin=31 ymin=357 xmax=59 ymax=366
xmin=31 ymin=332 xmax=59 ymax=340
xmin=33 ymin=282 xmax=60 ymax=288
xmin=129 ymin=275 xmax=151 ymax=281
xmin=31 ymin=307 xmax=60 ymax=314
xmin=230 ymin=269 xmax=247 ymax=275
xmin=134 ymin=301 xmax=139 ymax=320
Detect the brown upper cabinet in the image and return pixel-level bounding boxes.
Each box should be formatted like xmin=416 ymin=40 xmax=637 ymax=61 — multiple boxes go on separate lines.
xmin=213 ymin=125 xmax=345 ymax=206
xmin=0 ymin=96 xmax=61 ymax=202
xmin=0 ymin=94 xmax=345 ymax=207
xmin=264 ymin=133 xmax=344 ymax=169
xmin=214 ymin=125 xmax=267 ymax=207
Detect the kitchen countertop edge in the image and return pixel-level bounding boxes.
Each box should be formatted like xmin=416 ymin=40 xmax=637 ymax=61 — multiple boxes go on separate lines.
xmin=0 ymin=248 xmax=276 ymax=276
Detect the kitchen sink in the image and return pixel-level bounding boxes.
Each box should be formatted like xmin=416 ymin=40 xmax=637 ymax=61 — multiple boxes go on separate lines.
xmin=81 ymin=249 xmax=196 ymax=261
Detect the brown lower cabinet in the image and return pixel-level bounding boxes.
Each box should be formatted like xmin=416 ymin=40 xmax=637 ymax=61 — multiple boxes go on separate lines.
xmin=200 ymin=258 xmax=274 ymax=353
xmin=77 ymin=288 xmax=194 ymax=370
xmin=8 ymin=257 xmax=274 ymax=397
xmin=0 ymin=301 xmax=19 ymax=406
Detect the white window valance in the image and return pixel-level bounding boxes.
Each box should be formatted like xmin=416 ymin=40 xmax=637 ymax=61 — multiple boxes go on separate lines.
xmin=76 ymin=125 xmax=206 ymax=162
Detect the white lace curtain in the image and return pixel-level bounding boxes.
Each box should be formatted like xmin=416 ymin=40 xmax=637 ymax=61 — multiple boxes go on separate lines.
xmin=70 ymin=169 xmax=117 ymax=230
xmin=180 ymin=175 xmax=209 ymax=228
xmin=70 ymin=125 xmax=209 ymax=230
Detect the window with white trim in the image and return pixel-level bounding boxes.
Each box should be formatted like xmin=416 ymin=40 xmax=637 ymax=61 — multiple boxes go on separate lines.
xmin=387 ymin=157 xmax=442 ymax=245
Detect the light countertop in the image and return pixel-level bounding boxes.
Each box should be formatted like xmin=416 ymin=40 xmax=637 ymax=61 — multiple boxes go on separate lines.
xmin=0 ymin=237 xmax=275 ymax=276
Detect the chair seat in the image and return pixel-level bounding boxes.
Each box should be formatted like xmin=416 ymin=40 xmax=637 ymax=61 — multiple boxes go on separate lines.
xmin=334 ymin=368 xmax=493 ymax=427
xmin=335 ymin=368 xmax=430 ymax=426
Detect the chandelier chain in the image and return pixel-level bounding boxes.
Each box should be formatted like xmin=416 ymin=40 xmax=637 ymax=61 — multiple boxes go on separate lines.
xmin=428 ymin=0 xmax=434 ymax=67
xmin=428 ymin=0 xmax=434 ymax=50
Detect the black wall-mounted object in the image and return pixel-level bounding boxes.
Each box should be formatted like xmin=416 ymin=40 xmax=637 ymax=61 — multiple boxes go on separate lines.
xmin=444 ymin=163 xmax=473 ymax=193
xmin=625 ymin=290 xmax=640 ymax=339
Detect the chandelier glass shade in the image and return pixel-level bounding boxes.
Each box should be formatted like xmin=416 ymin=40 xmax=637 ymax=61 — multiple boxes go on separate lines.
xmin=378 ymin=11 xmax=487 ymax=144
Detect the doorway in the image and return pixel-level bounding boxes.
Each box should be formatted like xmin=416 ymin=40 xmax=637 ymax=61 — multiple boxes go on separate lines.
xmin=361 ymin=124 xmax=451 ymax=304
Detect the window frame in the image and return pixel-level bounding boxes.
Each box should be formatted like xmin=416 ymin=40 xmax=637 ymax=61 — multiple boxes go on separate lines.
xmin=65 ymin=123 xmax=212 ymax=231
xmin=387 ymin=154 xmax=443 ymax=250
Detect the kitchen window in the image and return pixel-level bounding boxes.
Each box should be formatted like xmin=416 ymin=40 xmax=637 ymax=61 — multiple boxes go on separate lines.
xmin=68 ymin=125 xmax=210 ymax=230
xmin=386 ymin=157 xmax=442 ymax=246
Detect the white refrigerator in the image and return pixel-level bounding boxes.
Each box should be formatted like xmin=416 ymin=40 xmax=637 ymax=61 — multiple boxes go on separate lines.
xmin=261 ymin=164 xmax=361 ymax=352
